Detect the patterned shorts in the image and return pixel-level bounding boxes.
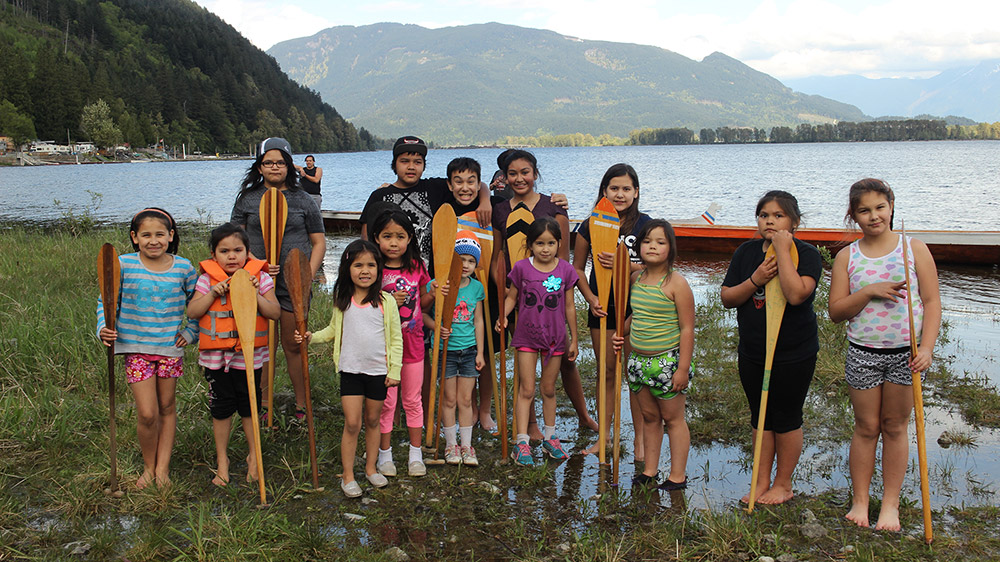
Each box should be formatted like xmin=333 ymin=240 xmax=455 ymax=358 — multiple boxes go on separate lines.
xmin=845 ymin=344 xmax=919 ymax=390
xmin=627 ymin=348 xmax=693 ymax=400
xmin=124 ymin=354 xmax=183 ymax=384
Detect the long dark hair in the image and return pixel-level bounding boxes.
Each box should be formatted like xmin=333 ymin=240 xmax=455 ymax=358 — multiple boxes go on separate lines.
xmin=369 ymin=209 xmax=424 ymax=274
xmin=333 ymin=240 xmax=383 ymax=311
xmin=504 ymin=149 xmax=540 ymax=181
xmin=755 ymin=190 xmax=803 ymax=231
xmin=636 ymin=219 xmax=677 ymax=274
xmin=593 ymin=163 xmax=641 ymax=235
xmin=846 ymin=178 xmax=895 ymax=229
xmin=237 ymin=148 xmax=298 ymax=202
xmin=130 ymin=207 xmax=179 ymax=254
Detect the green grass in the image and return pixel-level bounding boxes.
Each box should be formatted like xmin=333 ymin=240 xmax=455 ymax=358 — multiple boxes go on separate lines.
xmin=2 ymin=224 xmax=1000 ymax=560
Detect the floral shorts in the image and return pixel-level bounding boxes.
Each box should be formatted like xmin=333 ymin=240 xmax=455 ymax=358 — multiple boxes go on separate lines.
xmin=124 ymin=354 xmax=184 ymax=384
xmin=627 ymin=348 xmax=693 ymax=400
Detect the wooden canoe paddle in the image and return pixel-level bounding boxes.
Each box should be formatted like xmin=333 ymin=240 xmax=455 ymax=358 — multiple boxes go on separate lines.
xmin=505 ymin=202 xmax=534 ymax=444
xmin=589 ymin=197 xmax=620 ymax=464
xmin=230 ymin=269 xmax=268 ymax=505
xmin=97 ymin=243 xmax=123 ymax=497
xmin=610 ymin=242 xmax=631 ymax=486
xmin=259 ymin=187 xmax=287 ymax=428
xmin=747 ymin=241 xmax=799 ymax=512
xmin=458 ymin=213 xmax=499 ymax=438
xmin=429 ymin=253 xmax=466 ymax=464
xmin=425 ymin=205 xmax=458 ymax=444
xmin=494 ymin=251 xmax=509 ymax=461
xmin=285 ymin=248 xmax=321 ymax=490
xmin=900 ymin=220 xmax=933 ymax=544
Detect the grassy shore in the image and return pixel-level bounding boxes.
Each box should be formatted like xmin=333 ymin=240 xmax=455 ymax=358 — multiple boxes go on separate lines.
xmin=2 ymin=223 xmax=1000 ymax=561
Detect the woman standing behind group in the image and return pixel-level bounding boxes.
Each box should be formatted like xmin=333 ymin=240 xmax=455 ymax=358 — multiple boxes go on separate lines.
xmin=231 ymin=137 xmax=326 ymax=425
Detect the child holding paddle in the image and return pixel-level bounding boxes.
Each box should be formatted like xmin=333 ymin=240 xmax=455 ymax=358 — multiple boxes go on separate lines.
xmin=612 ymin=219 xmax=693 ymax=489
xmin=497 ymin=217 xmax=580 ymax=466
xmin=491 ymin=149 xmax=598 ymax=440
xmin=720 ymin=191 xmax=822 ymax=505
xmin=369 ymin=209 xmax=430 ymax=478
xmin=295 ymin=240 xmax=402 ymax=498
xmin=187 ymin=223 xmax=281 ymax=487
xmin=422 ymin=233 xmax=486 ymax=465
xmin=829 ymin=178 xmax=940 ymax=532
xmin=574 ymin=163 xmax=652 ymax=458
xmin=97 ymin=208 xmax=198 ymax=489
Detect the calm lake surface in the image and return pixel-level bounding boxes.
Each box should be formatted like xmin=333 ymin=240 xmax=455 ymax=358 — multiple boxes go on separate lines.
xmin=3 ymin=140 xmax=999 ymax=511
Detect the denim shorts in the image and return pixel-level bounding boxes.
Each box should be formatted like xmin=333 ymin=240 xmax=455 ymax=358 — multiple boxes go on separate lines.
xmin=444 ymin=346 xmax=479 ymax=379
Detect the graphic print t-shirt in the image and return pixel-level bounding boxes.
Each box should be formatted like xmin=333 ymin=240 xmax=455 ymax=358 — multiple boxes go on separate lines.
xmin=382 ymin=263 xmax=431 ymax=364
xmin=507 ymin=258 xmax=579 ymax=357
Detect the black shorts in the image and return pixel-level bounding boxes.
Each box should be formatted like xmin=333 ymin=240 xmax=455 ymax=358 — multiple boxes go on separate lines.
xmin=738 ymin=354 xmax=816 ymax=433
xmin=340 ymin=372 xmax=388 ymax=401
xmin=204 ymin=367 xmax=262 ymax=420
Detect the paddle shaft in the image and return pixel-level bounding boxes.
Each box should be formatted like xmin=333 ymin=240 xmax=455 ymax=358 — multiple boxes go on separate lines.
xmin=901 ymin=221 xmax=933 ymax=544
xmin=495 ymin=252 xmax=509 ymax=460
xmin=286 ymin=249 xmax=319 ymax=489
xmin=590 ymin=198 xmax=619 ymax=465
xmin=229 ymin=270 xmax=267 ymax=504
xmin=611 ymin=243 xmax=630 ymax=485
xmin=98 ymin=244 xmax=120 ymax=492
xmin=260 ymin=188 xmax=286 ymax=429
xmin=426 ymin=206 xmax=459 ymax=444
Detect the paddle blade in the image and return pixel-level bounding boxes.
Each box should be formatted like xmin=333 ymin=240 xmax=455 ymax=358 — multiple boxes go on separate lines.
xmin=432 ymin=205 xmax=459 ymax=280
xmin=285 ymin=248 xmax=312 ymax=325
xmin=459 ymin=211 xmax=493 ymax=272
xmin=97 ymin=244 xmax=121 ymax=331
xmin=229 ymin=270 xmax=259 ymax=355
xmin=505 ymin=203 xmax=534 ymax=265
xmin=440 ymin=254 xmax=465 ymax=331
xmin=259 ymin=188 xmax=288 ymax=262
xmin=763 ymin=242 xmax=799 ymax=369
xmin=590 ymin=198 xmax=620 ymax=308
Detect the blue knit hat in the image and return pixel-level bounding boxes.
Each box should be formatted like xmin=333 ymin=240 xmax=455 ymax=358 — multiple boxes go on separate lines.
xmin=455 ymin=230 xmax=481 ymax=263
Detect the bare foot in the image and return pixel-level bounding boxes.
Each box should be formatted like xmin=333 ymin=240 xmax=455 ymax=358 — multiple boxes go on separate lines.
xmin=527 ymin=422 xmax=543 ymax=442
xmin=246 ymin=454 xmax=259 ymax=483
xmin=757 ymin=485 xmax=794 ymax=505
xmin=479 ymin=414 xmax=497 ymax=433
xmin=579 ymin=415 xmax=599 ymax=432
xmin=874 ymin=505 xmax=901 ymax=532
xmin=212 ymin=456 xmax=230 ymax=487
xmin=633 ymin=438 xmax=644 ymax=463
xmin=740 ymin=485 xmax=769 ymax=504
xmin=845 ymin=502 xmax=870 ymax=528
xmin=136 ymin=470 xmax=155 ymax=490
xmin=154 ymin=472 xmax=172 ymax=488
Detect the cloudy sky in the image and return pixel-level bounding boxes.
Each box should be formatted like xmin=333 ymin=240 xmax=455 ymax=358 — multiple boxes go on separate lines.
xmin=194 ymin=0 xmax=1000 ymax=79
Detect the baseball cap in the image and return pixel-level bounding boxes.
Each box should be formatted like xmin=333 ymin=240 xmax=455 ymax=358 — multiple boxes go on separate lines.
xmin=260 ymin=137 xmax=293 ymax=159
xmin=393 ymin=136 xmax=428 ymax=158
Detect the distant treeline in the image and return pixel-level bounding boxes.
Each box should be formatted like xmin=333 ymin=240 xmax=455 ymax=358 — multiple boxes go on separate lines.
xmin=0 ymin=0 xmax=381 ymax=153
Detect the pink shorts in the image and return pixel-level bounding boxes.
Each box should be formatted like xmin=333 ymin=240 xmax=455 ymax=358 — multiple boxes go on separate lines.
xmin=124 ymin=354 xmax=184 ymax=384
xmin=515 ymin=347 xmax=563 ymax=356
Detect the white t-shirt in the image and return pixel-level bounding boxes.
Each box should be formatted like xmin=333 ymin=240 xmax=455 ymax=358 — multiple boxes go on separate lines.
xmin=338 ymin=298 xmax=388 ymax=376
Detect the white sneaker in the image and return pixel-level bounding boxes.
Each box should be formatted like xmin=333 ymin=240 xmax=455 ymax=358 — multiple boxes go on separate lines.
xmin=366 ymin=472 xmax=388 ymax=488
xmin=377 ymin=460 xmax=397 ymax=477
xmin=341 ymin=478 xmax=362 ymax=498
xmin=445 ymin=445 xmax=462 ymax=465
xmin=408 ymin=459 xmax=426 ymax=476
xmin=461 ymin=446 xmax=478 ymax=466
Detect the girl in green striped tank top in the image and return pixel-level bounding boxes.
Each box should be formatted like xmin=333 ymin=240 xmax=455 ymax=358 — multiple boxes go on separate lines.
xmin=613 ymin=219 xmax=694 ymax=490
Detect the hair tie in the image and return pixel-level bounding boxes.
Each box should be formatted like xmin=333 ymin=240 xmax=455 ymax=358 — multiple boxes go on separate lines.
xmin=133 ymin=207 xmax=173 ymax=226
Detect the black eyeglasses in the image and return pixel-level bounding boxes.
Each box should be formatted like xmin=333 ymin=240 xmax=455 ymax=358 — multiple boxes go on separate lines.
xmin=261 ymin=160 xmax=286 ymax=168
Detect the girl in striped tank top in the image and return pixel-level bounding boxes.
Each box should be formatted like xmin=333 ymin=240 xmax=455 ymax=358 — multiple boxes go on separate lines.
xmin=613 ymin=219 xmax=694 ymax=490
xmin=97 ymin=208 xmax=198 ymax=489
xmin=829 ymin=178 xmax=940 ymax=532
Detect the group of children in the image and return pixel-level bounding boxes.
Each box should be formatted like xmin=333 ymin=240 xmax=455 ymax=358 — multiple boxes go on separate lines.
xmin=97 ymin=136 xmax=940 ymax=532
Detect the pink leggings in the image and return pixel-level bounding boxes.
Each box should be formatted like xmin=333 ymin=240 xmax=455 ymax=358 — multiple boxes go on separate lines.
xmin=380 ymin=361 xmax=424 ymax=433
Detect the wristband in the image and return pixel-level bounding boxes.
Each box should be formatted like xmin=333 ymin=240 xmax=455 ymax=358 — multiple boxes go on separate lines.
xmin=749 ymin=276 xmax=762 ymax=289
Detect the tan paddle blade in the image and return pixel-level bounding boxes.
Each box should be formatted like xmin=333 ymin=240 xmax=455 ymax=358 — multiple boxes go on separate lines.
xmin=590 ymin=197 xmax=619 ymax=463
xmin=230 ymin=270 xmax=268 ymax=504
xmin=748 ymin=241 xmax=799 ymax=512
xmin=260 ymin=187 xmax=286 ymax=428
xmin=97 ymin=243 xmax=121 ymax=494
xmin=505 ymin=203 xmax=533 ymax=265
xmin=611 ymin=243 xmax=630 ymax=485
xmin=900 ymin=220 xmax=933 ymax=544
xmin=286 ymin=249 xmax=320 ymax=489
xmin=494 ymin=251 xmax=509 ymax=460
xmin=426 ymin=205 xmax=459 ymax=442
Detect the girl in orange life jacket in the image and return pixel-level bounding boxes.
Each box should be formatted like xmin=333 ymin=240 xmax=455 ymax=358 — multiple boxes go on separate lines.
xmin=187 ymin=223 xmax=280 ymax=487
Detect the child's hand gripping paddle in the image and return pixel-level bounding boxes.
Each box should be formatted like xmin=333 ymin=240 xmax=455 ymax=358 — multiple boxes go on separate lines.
xmin=429 ymin=254 xmax=466 ymax=464
xmin=611 ymin=243 xmax=630 ymax=486
xmin=459 ymin=212 xmax=499 ymax=438
xmin=901 ymin=220 xmax=933 ymax=544
xmin=748 ymin=242 xmax=798 ymax=512
xmin=425 ymin=205 xmax=458 ymax=444
xmin=494 ymin=251 xmax=509 ymax=460
xmin=259 ymin=188 xmax=287 ymax=428
xmin=590 ymin=197 xmax=620 ymax=464
xmin=286 ymin=248 xmax=321 ymax=490
xmin=505 ymin=203 xmax=534 ymax=444
xmin=230 ymin=269 xmax=268 ymax=505
xmin=97 ymin=243 xmax=124 ymax=497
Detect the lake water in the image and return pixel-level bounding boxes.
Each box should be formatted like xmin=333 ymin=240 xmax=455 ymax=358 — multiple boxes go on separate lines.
xmin=3 ymin=141 xmax=1000 ymax=511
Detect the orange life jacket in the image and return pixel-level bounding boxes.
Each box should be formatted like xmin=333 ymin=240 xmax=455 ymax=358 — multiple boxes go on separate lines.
xmin=198 ymin=258 xmax=269 ymax=351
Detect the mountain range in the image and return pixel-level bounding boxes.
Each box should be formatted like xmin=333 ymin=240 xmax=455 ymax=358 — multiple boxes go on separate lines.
xmin=784 ymin=60 xmax=1000 ymax=122
xmin=268 ymin=22 xmax=866 ymax=145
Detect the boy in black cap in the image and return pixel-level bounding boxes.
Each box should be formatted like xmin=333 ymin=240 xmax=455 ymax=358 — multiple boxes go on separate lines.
xmin=360 ymin=136 xmax=492 ymax=263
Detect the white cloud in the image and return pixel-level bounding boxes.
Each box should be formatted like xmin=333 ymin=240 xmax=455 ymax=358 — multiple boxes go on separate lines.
xmin=196 ymin=0 xmax=333 ymax=50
